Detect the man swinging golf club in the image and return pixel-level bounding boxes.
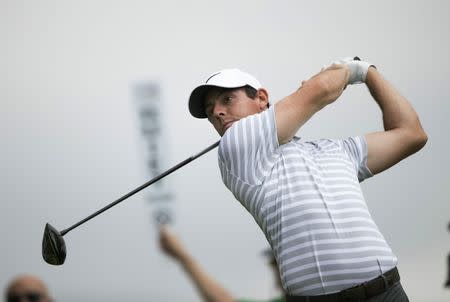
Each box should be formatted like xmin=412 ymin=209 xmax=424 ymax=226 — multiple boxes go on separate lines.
xmin=187 ymin=58 xmax=427 ymax=301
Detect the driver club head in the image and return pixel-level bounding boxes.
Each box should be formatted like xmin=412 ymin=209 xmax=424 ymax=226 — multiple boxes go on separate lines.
xmin=42 ymin=223 xmax=66 ymax=265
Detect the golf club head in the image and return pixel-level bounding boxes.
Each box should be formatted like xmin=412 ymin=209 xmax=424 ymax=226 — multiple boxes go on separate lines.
xmin=42 ymin=223 xmax=66 ymax=265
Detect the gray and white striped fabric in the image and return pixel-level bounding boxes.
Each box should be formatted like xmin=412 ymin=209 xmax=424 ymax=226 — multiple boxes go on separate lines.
xmin=218 ymin=106 xmax=397 ymax=296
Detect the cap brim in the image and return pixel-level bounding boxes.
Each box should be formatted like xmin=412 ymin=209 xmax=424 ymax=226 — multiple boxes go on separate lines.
xmin=188 ymin=85 xmax=212 ymax=119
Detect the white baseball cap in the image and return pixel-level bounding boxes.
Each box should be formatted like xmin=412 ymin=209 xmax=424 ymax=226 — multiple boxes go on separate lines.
xmin=188 ymin=68 xmax=262 ymax=118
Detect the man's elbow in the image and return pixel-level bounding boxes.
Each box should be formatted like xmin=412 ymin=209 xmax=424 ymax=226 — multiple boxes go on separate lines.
xmin=407 ymin=128 xmax=428 ymax=153
xmin=416 ymin=130 xmax=428 ymax=150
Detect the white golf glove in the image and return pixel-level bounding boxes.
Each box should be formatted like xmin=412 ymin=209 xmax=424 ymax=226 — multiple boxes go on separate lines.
xmin=323 ymin=57 xmax=375 ymax=85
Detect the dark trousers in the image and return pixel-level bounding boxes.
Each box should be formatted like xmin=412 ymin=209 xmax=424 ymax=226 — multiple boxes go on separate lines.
xmin=366 ymin=282 xmax=409 ymax=302
xmin=285 ymin=283 xmax=410 ymax=302
xmin=285 ymin=267 xmax=408 ymax=302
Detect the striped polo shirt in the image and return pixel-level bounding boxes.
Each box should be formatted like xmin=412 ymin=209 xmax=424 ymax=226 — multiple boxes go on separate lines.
xmin=218 ymin=106 xmax=397 ymax=296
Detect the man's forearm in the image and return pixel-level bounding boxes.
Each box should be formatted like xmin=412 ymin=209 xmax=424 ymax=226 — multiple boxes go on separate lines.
xmin=306 ymin=64 xmax=350 ymax=108
xmin=275 ymin=65 xmax=349 ymax=144
xmin=366 ymin=67 xmax=426 ymax=136
xmin=364 ymin=66 xmax=428 ymax=174
xmin=177 ymin=253 xmax=235 ymax=302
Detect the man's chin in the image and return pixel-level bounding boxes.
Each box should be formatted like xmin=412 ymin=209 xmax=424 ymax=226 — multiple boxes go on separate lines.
xmin=224 ymin=122 xmax=234 ymax=132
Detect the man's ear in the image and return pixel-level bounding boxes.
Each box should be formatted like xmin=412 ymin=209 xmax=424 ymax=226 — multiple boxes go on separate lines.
xmin=257 ymin=88 xmax=269 ymax=110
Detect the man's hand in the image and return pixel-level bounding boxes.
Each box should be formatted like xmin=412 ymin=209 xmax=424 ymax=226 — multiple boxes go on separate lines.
xmin=322 ymin=57 xmax=375 ymax=85
xmin=159 ymin=225 xmax=187 ymax=261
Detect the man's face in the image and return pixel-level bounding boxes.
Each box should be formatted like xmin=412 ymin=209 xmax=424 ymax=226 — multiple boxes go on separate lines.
xmin=204 ymin=87 xmax=268 ymax=136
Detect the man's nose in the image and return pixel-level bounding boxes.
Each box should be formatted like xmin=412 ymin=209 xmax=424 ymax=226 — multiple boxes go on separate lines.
xmin=212 ymin=102 xmax=226 ymax=117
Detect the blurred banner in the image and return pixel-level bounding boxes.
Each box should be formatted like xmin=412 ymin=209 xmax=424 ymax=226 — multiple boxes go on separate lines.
xmin=134 ymin=82 xmax=173 ymax=225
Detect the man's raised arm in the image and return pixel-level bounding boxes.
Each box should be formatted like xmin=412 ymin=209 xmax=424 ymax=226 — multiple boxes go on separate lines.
xmin=364 ymin=67 xmax=428 ymax=174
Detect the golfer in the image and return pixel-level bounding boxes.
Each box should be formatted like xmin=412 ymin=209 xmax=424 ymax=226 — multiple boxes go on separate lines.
xmin=188 ymin=58 xmax=427 ymax=301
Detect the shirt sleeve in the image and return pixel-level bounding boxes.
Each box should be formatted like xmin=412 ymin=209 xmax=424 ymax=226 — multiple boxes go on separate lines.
xmin=340 ymin=136 xmax=374 ymax=182
xmin=218 ymin=106 xmax=280 ymax=185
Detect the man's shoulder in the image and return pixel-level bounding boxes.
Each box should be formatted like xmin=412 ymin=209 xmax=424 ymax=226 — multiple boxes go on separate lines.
xmin=218 ymin=107 xmax=277 ymax=152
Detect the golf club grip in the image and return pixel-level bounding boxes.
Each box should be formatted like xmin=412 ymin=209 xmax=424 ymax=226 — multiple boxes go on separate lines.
xmin=60 ymin=140 xmax=220 ymax=236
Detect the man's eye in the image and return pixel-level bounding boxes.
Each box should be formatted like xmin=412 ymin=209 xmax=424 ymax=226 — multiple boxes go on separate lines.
xmin=223 ymin=96 xmax=232 ymax=103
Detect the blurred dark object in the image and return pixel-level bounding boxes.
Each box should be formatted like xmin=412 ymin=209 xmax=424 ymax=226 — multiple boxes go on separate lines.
xmin=445 ymin=222 xmax=450 ymax=288
xmin=154 ymin=208 xmax=173 ymax=225
xmin=446 ymin=254 xmax=450 ymax=288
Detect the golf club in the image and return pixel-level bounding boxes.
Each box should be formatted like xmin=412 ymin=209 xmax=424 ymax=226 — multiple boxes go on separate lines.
xmin=42 ymin=140 xmax=220 ymax=265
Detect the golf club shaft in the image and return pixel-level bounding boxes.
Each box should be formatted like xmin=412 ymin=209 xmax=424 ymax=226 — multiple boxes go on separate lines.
xmin=60 ymin=140 xmax=220 ymax=236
